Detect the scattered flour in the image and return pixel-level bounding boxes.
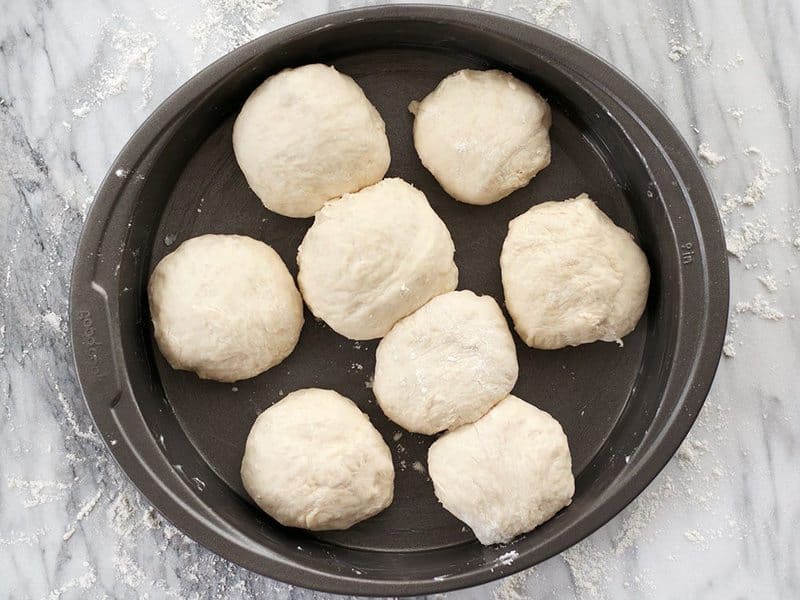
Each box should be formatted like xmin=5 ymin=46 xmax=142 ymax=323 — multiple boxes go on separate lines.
xmin=72 ymin=16 xmax=158 ymax=117
xmin=71 ymin=104 xmax=91 ymax=118
xmin=676 ymin=438 xmax=710 ymax=470
xmin=735 ymin=295 xmax=784 ymax=321
xmin=697 ymin=142 xmax=726 ymax=166
xmin=495 ymin=550 xmax=520 ymax=567
xmin=56 ymin=385 xmax=101 ymax=442
xmin=668 ymin=38 xmax=690 ymax=62
xmin=725 ymin=220 xmax=779 ymax=259
xmin=719 ymin=149 xmax=779 ymax=217
xmin=63 ymin=488 xmax=104 ymax=541
xmin=42 ymin=570 xmax=97 ymax=600
xmin=462 ymin=0 xmax=495 ymax=9
xmin=510 ymin=0 xmax=581 ymax=40
xmin=738 ymin=148 xmax=779 ymax=206
xmin=493 ymin=570 xmax=532 ymax=600
xmin=141 ymin=506 xmax=162 ymax=530
xmin=727 ymin=107 xmax=745 ymax=126
xmin=721 ymin=53 xmax=745 ymax=71
xmin=80 ymin=195 xmax=95 ymax=219
xmin=564 ymin=542 xmax=606 ymax=598
xmin=0 ymin=528 xmax=47 ymax=546
xmin=722 ymin=334 xmax=736 ymax=358
xmin=561 ymin=403 xmax=733 ymax=597
xmin=107 ymin=25 xmax=158 ymax=108
xmin=684 ymin=529 xmax=707 ymax=545
xmin=109 ymin=492 xmax=151 ymax=589
xmin=42 ymin=311 xmax=63 ymax=331
xmin=189 ymin=0 xmax=284 ymax=71
xmin=661 ymin=20 xmax=711 ymax=68
xmin=7 ymin=478 xmax=72 ymax=508
xmin=757 ymin=273 xmax=778 ymax=292
xmin=610 ymin=490 xmax=665 ymax=555
xmin=725 ymin=218 xmax=780 ymax=259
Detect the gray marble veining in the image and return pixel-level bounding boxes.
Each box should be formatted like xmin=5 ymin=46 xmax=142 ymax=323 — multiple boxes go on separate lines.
xmin=1 ymin=0 xmax=798 ymax=598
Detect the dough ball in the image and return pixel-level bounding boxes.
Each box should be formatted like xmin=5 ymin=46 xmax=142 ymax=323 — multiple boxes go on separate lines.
xmin=240 ymin=388 xmax=394 ymax=530
xmin=500 ymin=194 xmax=650 ymax=349
xmin=428 ymin=395 xmax=574 ymax=545
xmin=233 ymin=64 xmax=390 ymax=218
xmin=297 ymin=178 xmax=458 ymax=340
xmin=410 ymin=69 xmax=551 ymax=205
xmin=374 ymin=290 xmax=518 ymax=434
xmin=148 ymin=234 xmax=303 ymax=382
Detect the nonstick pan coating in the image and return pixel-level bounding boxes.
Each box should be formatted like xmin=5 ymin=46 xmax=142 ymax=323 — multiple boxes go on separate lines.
xmin=70 ymin=6 xmax=728 ymax=595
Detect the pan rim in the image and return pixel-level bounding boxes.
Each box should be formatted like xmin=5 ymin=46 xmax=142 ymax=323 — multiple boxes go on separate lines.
xmin=69 ymin=4 xmax=729 ymax=595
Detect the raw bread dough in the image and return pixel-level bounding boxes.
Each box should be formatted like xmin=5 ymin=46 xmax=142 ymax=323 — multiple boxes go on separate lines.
xmin=233 ymin=64 xmax=390 ymax=218
xmin=428 ymin=395 xmax=574 ymax=545
xmin=240 ymin=388 xmax=394 ymax=530
xmin=500 ymin=194 xmax=650 ymax=349
xmin=409 ymin=69 xmax=551 ymax=205
xmin=374 ymin=290 xmax=518 ymax=434
xmin=148 ymin=234 xmax=303 ymax=382
xmin=297 ymin=178 xmax=458 ymax=340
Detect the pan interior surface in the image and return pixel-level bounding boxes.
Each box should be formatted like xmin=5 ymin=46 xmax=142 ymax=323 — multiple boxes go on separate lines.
xmin=70 ymin=8 xmax=727 ymax=596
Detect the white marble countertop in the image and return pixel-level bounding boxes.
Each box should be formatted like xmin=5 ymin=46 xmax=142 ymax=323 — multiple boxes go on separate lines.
xmin=1 ymin=0 xmax=798 ymax=598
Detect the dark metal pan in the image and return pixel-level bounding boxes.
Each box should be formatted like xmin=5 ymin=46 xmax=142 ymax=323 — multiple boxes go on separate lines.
xmin=69 ymin=5 xmax=728 ymax=596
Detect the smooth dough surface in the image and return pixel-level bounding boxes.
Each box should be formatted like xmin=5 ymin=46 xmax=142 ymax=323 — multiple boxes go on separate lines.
xmin=500 ymin=194 xmax=650 ymax=349
xmin=410 ymin=69 xmax=551 ymax=205
xmin=240 ymin=388 xmax=395 ymax=530
xmin=233 ymin=64 xmax=390 ymax=218
xmin=428 ymin=395 xmax=574 ymax=545
xmin=297 ymin=178 xmax=458 ymax=340
xmin=374 ymin=290 xmax=518 ymax=434
xmin=148 ymin=234 xmax=303 ymax=382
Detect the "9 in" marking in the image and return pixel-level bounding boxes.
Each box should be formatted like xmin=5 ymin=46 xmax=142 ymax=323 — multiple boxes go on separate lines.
xmin=681 ymin=242 xmax=695 ymax=265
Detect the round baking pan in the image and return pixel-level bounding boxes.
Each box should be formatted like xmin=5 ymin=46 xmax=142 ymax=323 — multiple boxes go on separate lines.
xmin=69 ymin=5 xmax=728 ymax=596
